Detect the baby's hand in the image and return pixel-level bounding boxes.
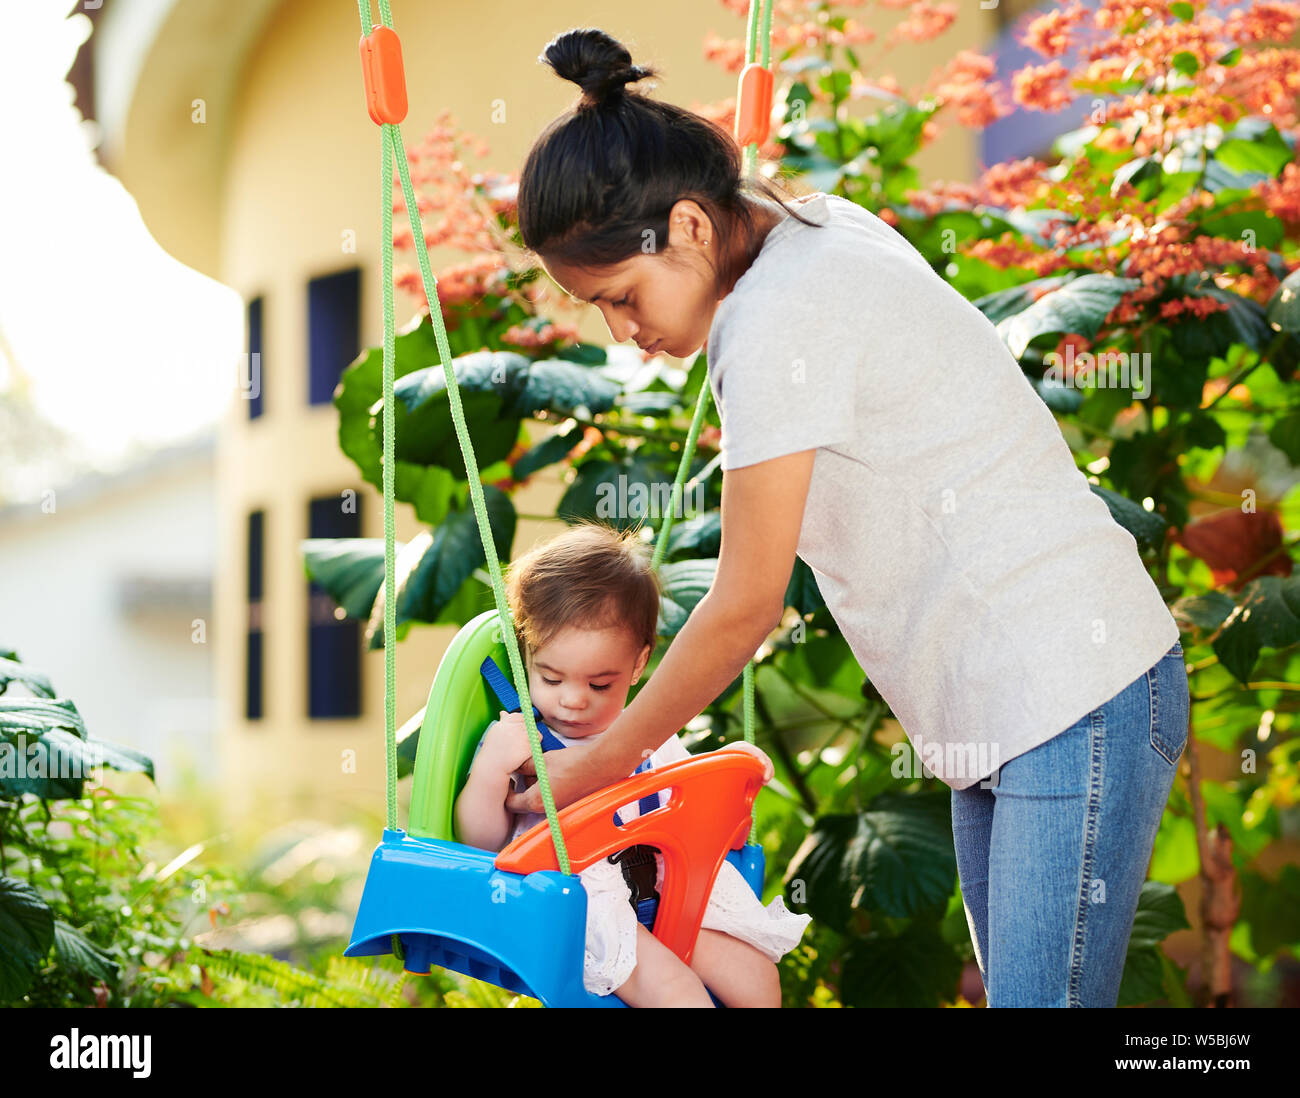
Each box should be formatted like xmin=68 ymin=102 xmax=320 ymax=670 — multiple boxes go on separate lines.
xmin=715 ymin=741 xmax=775 ymax=784
xmin=482 ymin=711 xmax=541 ymax=773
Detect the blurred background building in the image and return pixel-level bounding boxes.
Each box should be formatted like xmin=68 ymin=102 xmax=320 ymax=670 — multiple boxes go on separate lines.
xmin=0 ymin=425 xmax=216 ymax=794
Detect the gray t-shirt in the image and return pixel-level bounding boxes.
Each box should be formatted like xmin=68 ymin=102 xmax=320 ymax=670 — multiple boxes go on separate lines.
xmin=705 ymin=192 xmax=1179 ymax=789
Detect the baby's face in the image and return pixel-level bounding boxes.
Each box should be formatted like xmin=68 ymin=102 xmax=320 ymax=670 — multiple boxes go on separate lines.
xmin=526 ymin=624 xmax=650 ymax=738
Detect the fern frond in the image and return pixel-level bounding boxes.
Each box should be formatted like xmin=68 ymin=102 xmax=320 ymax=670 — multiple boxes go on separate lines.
xmin=200 ymin=948 xmax=387 ymax=1007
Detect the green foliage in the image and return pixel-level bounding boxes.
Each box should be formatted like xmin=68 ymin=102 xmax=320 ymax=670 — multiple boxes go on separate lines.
xmin=0 ymin=650 xmax=388 ymax=1008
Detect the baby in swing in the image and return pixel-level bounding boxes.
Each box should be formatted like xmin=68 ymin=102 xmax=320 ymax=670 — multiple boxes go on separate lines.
xmin=455 ymin=519 xmax=811 ymax=1007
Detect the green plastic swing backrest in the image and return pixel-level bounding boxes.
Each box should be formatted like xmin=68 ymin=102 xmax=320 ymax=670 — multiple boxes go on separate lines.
xmin=407 ymin=609 xmax=516 ymax=842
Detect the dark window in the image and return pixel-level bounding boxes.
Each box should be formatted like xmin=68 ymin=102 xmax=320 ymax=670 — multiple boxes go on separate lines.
xmin=308 ymin=269 xmax=361 ymax=405
xmin=247 ymin=296 xmax=264 ymax=420
xmin=246 ymin=510 xmax=264 ymax=721
xmin=308 ymin=494 xmax=363 ymax=718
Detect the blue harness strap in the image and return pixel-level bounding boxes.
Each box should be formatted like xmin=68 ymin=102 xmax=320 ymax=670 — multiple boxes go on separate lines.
xmin=479 ymin=656 xmax=664 ymax=928
xmin=479 ymin=656 xmax=567 ymax=752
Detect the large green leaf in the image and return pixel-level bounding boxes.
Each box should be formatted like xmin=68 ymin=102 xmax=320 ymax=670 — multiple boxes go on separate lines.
xmin=369 ymin=486 xmax=517 ymax=648
xmin=52 ymin=730 xmax=154 ymax=782
xmin=0 ymin=728 xmax=153 ymax=798
xmin=1002 ymin=207 xmax=1074 ymax=249
xmin=0 ymin=697 xmax=85 ymax=740
xmin=839 ymin=918 xmax=963 ymax=1007
xmin=779 ymin=630 xmax=865 ymax=701
xmin=859 ymin=101 xmax=934 ymax=167
xmin=1213 ymin=122 xmax=1294 ymax=179
xmin=53 ymin=920 xmax=120 ymax=985
xmin=556 ymin=456 xmax=668 ymax=534
xmin=394 ymin=351 xmax=620 ymax=428
xmin=1194 ymin=208 xmax=1285 ymax=251
xmin=1111 ymin=156 xmax=1163 ymax=201
xmin=0 ymin=657 xmax=53 ymax=699
xmin=0 ymin=876 xmax=54 ymax=1003
xmin=385 ymin=353 xmax=521 ymax=477
xmin=997 ymin=274 xmax=1142 ymax=358
xmin=1126 ymin=879 xmax=1192 ymax=950
xmin=1117 ymin=880 xmax=1191 ymax=1006
xmin=1169 ymin=286 xmax=1273 ymax=361
xmin=664 ymin=510 xmax=721 ymax=559
xmin=1269 ymin=411 xmax=1300 ymax=465
xmin=1035 ymin=375 xmax=1086 ymax=413
xmin=1172 ymin=590 xmax=1235 ymax=633
xmin=304 ymin=490 xmax=515 ymax=646
xmin=1213 ymin=575 xmax=1300 ymax=683
xmin=1266 ymin=266 xmax=1300 ymax=334
xmin=335 ymin=318 xmax=459 ymax=525
xmin=972 ymin=273 xmax=1077 ymax=325
xmin=1090 ymin=484 xmax=1169 ymax=552
xmin=301 ymin=538 xmax=387 ymax=620
xmin=786 ymin=791 xmax=957 ymax=930
xmin=339 ymin=330 xmax=618 ymax=523
xmin=616 ymin=390 xmax=684 ymax=415
xmin=657 ymin=559 xmax=718 ymax=638
xmin=512 ymin=422 xmax=587 ymax=480
xmin=554 ymin=341 xmax=608 ymax=366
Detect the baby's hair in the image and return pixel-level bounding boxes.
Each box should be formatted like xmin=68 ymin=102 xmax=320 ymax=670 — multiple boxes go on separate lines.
xmin=505 ymin=519 xmax=662 ymax=661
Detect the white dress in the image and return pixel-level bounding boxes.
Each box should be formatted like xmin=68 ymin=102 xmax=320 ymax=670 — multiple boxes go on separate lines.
xmin=473 ymin=722 xmax=812 ymax=997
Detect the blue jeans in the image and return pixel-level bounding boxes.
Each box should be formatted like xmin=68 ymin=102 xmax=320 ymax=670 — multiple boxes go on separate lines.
xmin=950 ymin=641 xmax=1189 ymax=1007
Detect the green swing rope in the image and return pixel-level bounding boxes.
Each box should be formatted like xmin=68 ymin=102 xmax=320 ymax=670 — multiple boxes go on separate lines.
xmin=362 ymin=0 xmax=774 ymax=879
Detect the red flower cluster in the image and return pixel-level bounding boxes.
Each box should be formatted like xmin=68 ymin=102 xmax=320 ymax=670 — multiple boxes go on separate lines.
xmin=890 ymin=1 xmax=957 ymax=45
xmin=501 ymin=321 xmax=582 ymax=350
xmin=1158 ymin=295 xmax=1233 ymax=319
xmin=1012 ymin=61 xmax=1076 ymax=113
xmin=929 ymin=50 xmax=1011 ymax=130
xmin=1260 ymin=162 xmax=1300 ymax=226
xmin=1022 ymin=2 xmax=1089 ymax=58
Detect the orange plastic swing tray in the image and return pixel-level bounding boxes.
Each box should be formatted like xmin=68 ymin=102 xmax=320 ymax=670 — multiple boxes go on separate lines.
xmin=495 ymin=749 xmax=765 ymax=965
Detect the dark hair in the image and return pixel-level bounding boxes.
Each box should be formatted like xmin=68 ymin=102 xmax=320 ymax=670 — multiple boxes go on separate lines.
xmin=505 ymin=519 xmax=661 ymax=661
xmin=518 ymin=28 xmax=824 ymax=297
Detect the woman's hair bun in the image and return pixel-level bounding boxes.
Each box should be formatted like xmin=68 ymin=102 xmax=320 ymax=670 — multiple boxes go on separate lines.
xmin=541 ymin=28 xmax=657 ymax=106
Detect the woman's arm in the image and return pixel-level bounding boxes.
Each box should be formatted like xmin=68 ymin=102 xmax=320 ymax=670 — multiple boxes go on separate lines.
xmin=505 ymin=448 xmax=818 ymax=813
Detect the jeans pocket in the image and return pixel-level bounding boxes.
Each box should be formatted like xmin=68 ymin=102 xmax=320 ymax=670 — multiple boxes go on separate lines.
xmin=1149 ymin=649 xmax=1189 ymax=766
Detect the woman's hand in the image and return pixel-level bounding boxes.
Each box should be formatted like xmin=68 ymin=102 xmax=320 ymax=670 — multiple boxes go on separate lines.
xmin=712 ymin=741 xmax=775 ymax=783
xmin=503 ymin=737 xmax=776 ymax=816
xmin=503 ymin=736 xmax=619 ymax=815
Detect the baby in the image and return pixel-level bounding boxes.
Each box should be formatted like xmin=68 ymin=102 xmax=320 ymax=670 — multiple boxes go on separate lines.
xmin=454 ymin=519 xmax=811 ymax=1007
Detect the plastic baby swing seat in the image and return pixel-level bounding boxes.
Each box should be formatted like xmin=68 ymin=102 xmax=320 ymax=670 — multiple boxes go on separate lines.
xmin=344 ymin=609 xmax=768 ymax=1008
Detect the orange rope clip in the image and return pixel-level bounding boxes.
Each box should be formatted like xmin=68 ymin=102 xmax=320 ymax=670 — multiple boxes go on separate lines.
xmin=359 ymin=25 xmax=408 ymax=125
xmin=733 ymin=62 xmax=774 ymax=149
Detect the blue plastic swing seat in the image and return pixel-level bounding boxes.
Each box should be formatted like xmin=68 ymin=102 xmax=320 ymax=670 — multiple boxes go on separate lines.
xmin=344 ymin=609 xmax=767 ymax=1007
xmin=345 ymin=828 xmax=766 ymax=1007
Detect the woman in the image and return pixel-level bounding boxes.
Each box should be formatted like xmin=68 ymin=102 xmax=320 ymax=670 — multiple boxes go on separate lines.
xmin=505 ymin=27 xmax=1189 ymax=1008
